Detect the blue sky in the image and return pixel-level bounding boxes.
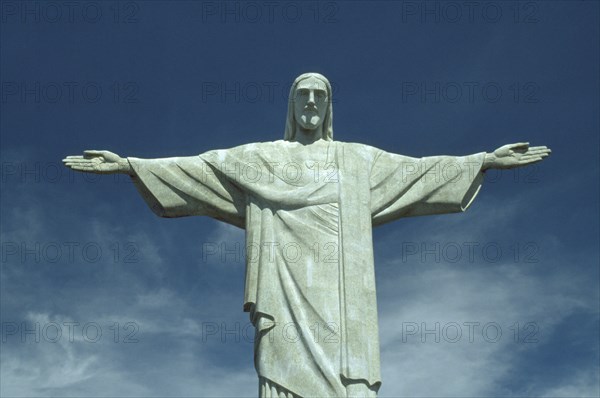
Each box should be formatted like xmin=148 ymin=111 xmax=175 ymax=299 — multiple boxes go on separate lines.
xmin=1 ymin=1 xmax=598 ymax=396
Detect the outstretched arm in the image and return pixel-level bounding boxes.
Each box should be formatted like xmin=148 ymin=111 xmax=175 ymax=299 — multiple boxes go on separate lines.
xmin=482 ymin=142 xmax=551 ymax=171
xmin=63 ymin=149 xmax=246 ymax=225
xmin=62 ymin=150 xmax=133 ymax=175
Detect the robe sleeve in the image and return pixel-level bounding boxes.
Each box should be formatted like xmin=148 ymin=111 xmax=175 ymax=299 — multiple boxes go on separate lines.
xmin=127 ymin=156 xmax=246 ymax=228
xmin=370 ymin=150 xmax=485 ymax=226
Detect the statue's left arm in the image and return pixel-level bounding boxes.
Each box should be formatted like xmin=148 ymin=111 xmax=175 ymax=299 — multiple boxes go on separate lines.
xmin=482 ymin=142 xmax=551 ymax=171
xmin=369 ymin=142 xmax=550 ymax=226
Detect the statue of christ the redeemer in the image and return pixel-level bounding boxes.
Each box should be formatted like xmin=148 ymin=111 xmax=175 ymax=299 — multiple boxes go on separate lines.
xmin=63 ymin=72 xmax=551 ymax=398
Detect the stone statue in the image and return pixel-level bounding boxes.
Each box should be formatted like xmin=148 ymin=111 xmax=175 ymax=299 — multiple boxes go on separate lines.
xmin=63 ymin=73 xmax=551 ymax=398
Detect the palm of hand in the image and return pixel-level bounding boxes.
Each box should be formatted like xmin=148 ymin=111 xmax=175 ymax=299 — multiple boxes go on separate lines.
xmin=492 ymin=143 xmax=551 ymax=170
xmin=62 ymin=150 xmax=123 ymax=174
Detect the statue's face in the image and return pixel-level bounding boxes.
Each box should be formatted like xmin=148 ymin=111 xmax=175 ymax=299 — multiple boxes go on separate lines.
xmin=293 ymin=77 xmax=328 ymax=131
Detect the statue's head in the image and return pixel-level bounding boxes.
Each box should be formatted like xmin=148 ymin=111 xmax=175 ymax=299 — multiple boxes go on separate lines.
xmin=284 ymin=73 xmax=333 ymax=142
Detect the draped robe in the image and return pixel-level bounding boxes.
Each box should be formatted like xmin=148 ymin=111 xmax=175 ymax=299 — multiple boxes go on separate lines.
xmin=128 ymin=140 xmax=485 ymax=397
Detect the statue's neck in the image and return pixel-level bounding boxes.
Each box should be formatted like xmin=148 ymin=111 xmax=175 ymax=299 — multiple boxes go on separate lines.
xmin=295 ymin=124 xmax=324 ymax=145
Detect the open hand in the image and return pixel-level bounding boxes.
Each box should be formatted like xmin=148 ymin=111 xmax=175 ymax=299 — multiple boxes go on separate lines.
xmin=62 ymin=150 xmax=131 ymax=175
xmin=483 ymin=142 xmax=551 ymax=170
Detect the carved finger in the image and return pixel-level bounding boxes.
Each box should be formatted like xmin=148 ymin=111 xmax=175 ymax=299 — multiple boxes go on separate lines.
xmin=526 ymin=146 xmax=547 ymax=151
xmin=519 ymin=156 xmax=543 ymax=165
xmin=70 ymin=165 xmax=95 ymax=171
xmin=527 ymin=146 xmax=550 ymax=151
xmin=520 ymin=154 xmax=545 ymax=161
xmin=69 ymin=162 xmax=94 ymax=167
xmin=67 ymin=159 xmax=99 ymax=165
xmin=84 ymin=150 xmax=105 ymax=159
xmin=528 ymin=151 xmax=550 ymax=158
xmin=67 ymin=160 xmax=95 ymax=166
xmin=525 ymin=149 xmax=550 ymax=157
xmin=63 ymin=161 xmax=94 ymax=167
xmin=526 ymin=147 xmax=549 ymax=153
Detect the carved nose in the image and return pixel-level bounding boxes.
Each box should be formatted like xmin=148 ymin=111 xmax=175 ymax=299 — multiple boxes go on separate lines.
xmin=308 ymin=90 xmax=316 ymax=105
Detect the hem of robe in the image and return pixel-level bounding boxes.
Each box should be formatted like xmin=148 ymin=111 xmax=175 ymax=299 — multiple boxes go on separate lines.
xmin=259 ymin=377 xmax=300 ymax=398
xmin=259 ymin=376 xmax=380 ymax=398
xmin=460 ymin=162 xmax=485 ymax=211
xmin=127 ymin=157 xmax=169 ymax=218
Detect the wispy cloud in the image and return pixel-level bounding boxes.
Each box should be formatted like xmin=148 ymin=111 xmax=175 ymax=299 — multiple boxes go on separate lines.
xmin=374 ymin=200 xmax=598 ymax=397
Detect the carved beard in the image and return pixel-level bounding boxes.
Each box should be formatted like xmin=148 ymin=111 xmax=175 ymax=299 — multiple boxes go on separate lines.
xmin=300 ymin=111 xmax=321 ymax=129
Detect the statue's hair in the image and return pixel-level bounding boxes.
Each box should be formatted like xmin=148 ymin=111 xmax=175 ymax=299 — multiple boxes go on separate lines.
xmin=284 ymin=73 xmax=333 ymax=142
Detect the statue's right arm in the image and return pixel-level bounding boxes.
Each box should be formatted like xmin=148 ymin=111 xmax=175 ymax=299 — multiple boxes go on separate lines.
xmin=481 ymin=143 xmax=551 ymax=171
xmin=62 ymin=150 xmax=134 ymax=176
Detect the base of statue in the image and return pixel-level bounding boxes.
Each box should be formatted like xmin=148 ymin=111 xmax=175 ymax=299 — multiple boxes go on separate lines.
xmin=259 ymin=376 xmax=378 ymax=398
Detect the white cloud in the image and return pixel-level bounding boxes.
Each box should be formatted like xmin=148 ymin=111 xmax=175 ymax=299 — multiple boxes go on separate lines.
xmin=1 ymin=312 xmax=99 ymax=395
xmin=374 ymin=199 xmax=598 ymax=397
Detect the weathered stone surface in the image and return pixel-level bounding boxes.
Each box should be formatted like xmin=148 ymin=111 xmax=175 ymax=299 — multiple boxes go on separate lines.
xmin=62 ymin=72 xmax=551 ymax=398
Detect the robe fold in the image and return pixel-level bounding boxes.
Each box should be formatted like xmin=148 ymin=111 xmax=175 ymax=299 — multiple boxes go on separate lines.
xmin=128 ymin=140 xmax=485 ymax=397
